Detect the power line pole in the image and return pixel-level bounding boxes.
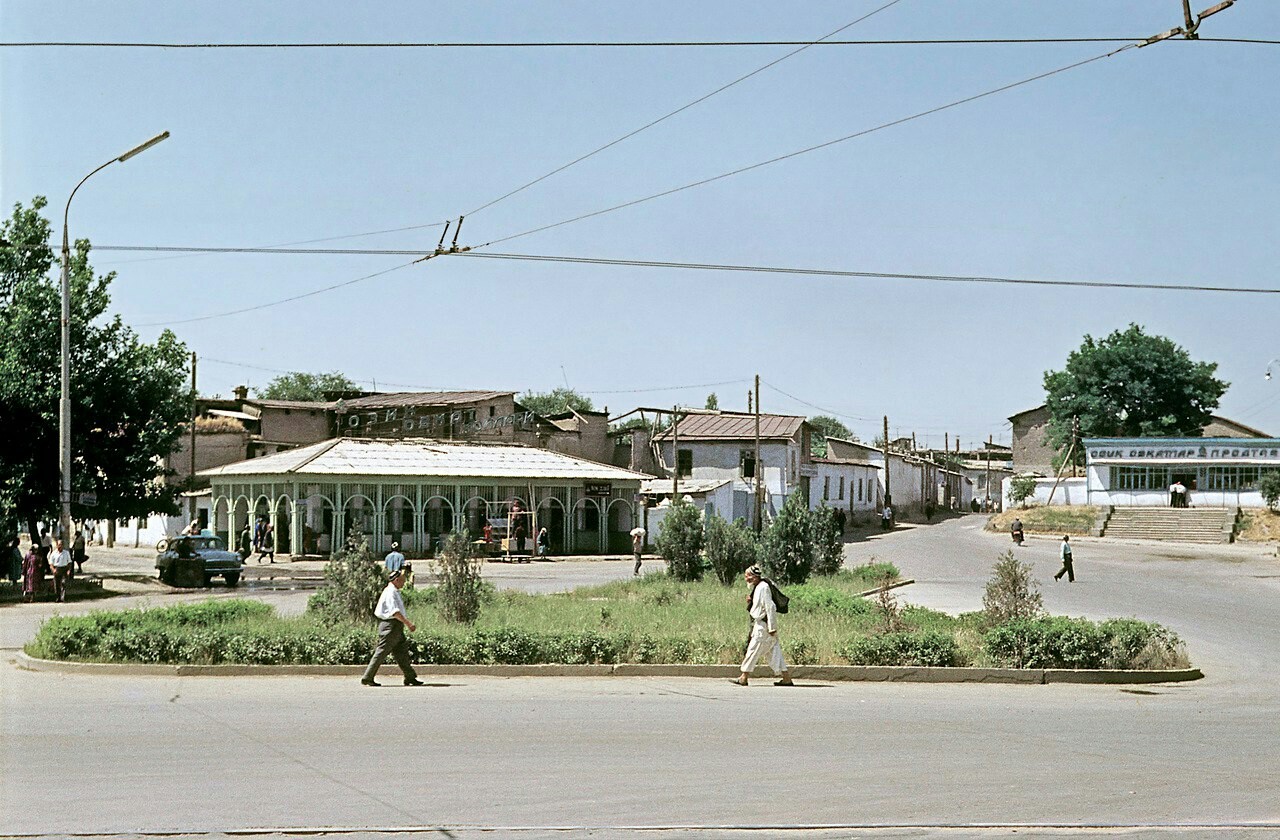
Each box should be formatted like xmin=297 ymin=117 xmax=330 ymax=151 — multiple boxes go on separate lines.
xmin=986 ymin=434 xmax=993 ymax=512
xmin=671 ymin=404 xmax=679 ymax=501
xmin=189 ymin=351 xmax=197 ymax=522
xmin=882 ymin=415 xmax=891 ymax=510
xmin=747 ymin=373 xmax=757 ymax=532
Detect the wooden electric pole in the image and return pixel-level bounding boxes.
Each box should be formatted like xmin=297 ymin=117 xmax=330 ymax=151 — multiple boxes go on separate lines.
xmin=882 ymin=415 xmax=891 ymax=509
xmin=671 ymin=404 xmax=680 ymax=500
xmin=985 ymin=434 xmax=993 ymax=512
xmin=747 ymin=373 xmax=757 ymax=532
xmin=189 ymin=351 xmax=197 ymax=522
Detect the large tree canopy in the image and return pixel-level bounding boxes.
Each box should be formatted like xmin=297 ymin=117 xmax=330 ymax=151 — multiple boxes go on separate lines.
xmin=518 ymin=387 xmax=594 ymax=417
xmin=255 ymin=371 xmax=359 ymax=401
xmin=808 ymin=415 xmax=855 ymax=457
xmin=0 ymin=197 xmax=191 ymax=528
xmin=1042 ymin=324 xmax=1227 ymax=465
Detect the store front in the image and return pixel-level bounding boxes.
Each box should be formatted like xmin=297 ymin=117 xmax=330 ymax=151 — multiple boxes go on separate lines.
xmin=1084 ymin=437 xmax=1280 ymax=508
xmin=200 ymin=437 xmax=649 ymax=556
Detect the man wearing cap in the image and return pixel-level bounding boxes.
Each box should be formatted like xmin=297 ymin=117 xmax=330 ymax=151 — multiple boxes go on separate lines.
xmin=361 ymin=565 xmax=425 ymax=687
xmin=384 ymin=542 xmax=405 ymax=573
xmin=733 ymin=565 xmax=793 ymax=687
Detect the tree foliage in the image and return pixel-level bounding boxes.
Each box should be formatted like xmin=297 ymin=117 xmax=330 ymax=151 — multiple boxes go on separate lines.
xmin=519 ymin=387 xmax=594 ymax=418
xmin=808 ymin=415 xmax=854 ymax=457
xmin=762 ymin=492 xmax=814 ymax=585
xmin=433 ymin=533 xmax=486 ymax=624
xmin=1259 ymin=471 xmax=1280 ymax=512
xmin=0 ymin=197 xmax=191 ymax=527
xmin=982 ymin=550 xmax=1045 ymax=627
xmin=307 ymin=530 xmax=385 ymax=624
xmin=1043 ymin=324 xmax=1227 ymax=467
xmin=1009 ymin=475 xmax=1039 ymax=508
xmin=255 ymin=371 xmax=359 ymax=401
xmin=656 ymin=498 xmax=704 ymax=581
xmin=810 ymin=504 xmax=844 ymax=576
xmin=704 ymin=512 xmax=759 ymax=585
xmin=704 ymin=392 xmax=719 ymax=410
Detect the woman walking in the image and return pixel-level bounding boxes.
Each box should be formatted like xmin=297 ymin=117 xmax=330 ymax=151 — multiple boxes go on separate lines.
xmin=22 ymin=543 xmax=44 ymax=602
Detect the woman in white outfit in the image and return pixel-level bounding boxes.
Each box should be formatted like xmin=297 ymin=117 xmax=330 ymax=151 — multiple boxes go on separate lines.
xmin=734 ymin=564 xmax=793 ymax=686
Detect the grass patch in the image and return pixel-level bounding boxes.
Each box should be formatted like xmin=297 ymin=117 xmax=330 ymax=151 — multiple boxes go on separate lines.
xmin=1237 ymin=509 xmax=1280 ymax=543
xmin=26 ymin=560 xmax=1188 ymax=671
xmin=987 ymin=506 xmax=1101 ymax=536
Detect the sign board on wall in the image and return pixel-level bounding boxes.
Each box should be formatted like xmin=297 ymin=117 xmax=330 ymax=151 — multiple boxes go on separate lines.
xmin=1086 ymin=443 xmax=1280 ymax=462
xmin=584 ymin=482 xmax=612 ymax=498
xmin=341 ymin=406 xmax=538 ymax=438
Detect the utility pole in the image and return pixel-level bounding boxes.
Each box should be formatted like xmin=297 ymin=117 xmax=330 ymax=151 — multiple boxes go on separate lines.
xmin=747 ymin=376 xmax=757 ymax=532
xmin=986 ymin=434 xmax=993 ymax=512
xmin=882 ymin=415 xmax=891 ymax=510
xmin=189 ymin=351 xmax=197 ymax=523
xmin=944 ymin=433 xmax=950 ymax=508
xmin=671 ymin=404 xmax=679 ymax=501
xmin=1141 ymin=0 xmax=1234 ymax=45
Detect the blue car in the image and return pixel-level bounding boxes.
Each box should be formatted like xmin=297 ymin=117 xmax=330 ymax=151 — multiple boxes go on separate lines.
xmin=156 ymin=535 xmax=243 ymax=587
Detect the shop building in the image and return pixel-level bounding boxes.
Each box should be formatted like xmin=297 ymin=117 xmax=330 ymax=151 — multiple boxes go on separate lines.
xmin=1084 ymin=437 xmax=1280 ymax=508
xmin=199 ymin=437 xmax=650 ymax=556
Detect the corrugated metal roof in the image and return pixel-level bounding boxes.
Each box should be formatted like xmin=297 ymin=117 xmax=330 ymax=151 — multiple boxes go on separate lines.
xmin=246 ymin=399 xmax=334 ymax=410
xmin=655 ymin=412 xmax=804 ymax=441
xmin=199 ymin=437 xmax=651 ymax=481
xmin=337 ymin=391 xmax=511 ymax=410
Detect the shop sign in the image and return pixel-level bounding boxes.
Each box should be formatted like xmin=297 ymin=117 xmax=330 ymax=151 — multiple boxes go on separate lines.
xmin=344 ymin=406 xmax=538 ymax=437
xmin=584 ymin=482 xmax=612 ymax=498
xmin=1088 ymin=444 xmax=1280 ymax=461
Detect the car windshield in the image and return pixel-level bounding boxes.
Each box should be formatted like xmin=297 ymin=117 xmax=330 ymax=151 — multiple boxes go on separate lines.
xmin=180 ymin=536 xmax=226 ymax=552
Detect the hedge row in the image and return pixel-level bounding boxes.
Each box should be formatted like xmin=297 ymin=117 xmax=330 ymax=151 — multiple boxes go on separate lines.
xmin=983 ymin=616 xmax=1188 ymax=670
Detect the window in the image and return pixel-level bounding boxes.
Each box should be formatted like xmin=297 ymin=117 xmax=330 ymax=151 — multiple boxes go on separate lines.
xmin=1111 ymin=466 xmax=1169 ymax=491
xmin=1203 ymin=466 xmax=1275 ymax=491
xmin=823 ymin=476 xmax=830 ymax=500
xmin=489 ymin=406 xmax=496 ymax=417
xmin=858 ymin=478 xmax=863 ymax=501
xmin=462 ymin=409 xmax=477 ymax=425
xmin=677 ymin=449 xmax=693 ymax=477
xmin=740 ymin=449 xmax=756 ymax=479
xmin=838 ymin=476 xmax=845 ymax=500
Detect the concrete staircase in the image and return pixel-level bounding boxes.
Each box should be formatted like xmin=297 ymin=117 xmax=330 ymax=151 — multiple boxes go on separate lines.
xmin=1100 ymin=507 xmax=1239 ymax=544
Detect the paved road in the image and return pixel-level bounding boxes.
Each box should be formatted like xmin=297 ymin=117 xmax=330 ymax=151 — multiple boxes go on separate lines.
xmin=2 ymin=517 xmax=1278 ymax=839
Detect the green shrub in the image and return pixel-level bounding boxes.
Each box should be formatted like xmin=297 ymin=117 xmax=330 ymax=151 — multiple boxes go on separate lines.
xmin=433 ymin=533 xmax=485 ymax=624
xmin=704 ymin=513 xmax=760 ymax=585
xmin=982 ymin=550 xmax=1044 ymax=626
xmin=810 ymin=504 xmax=844 ymax=577
xmin=984 ymin=617 xmax=1109 ymax=669
xmin=762 ymin=492 xmax=814 ymax=585
xmin=307 ymin=533 xmax=385 ymax=624
xmin=1259 ymin=471 xmax=1280 ymax=512
xmin=839 ymin=631 xmax=959 ymax=667
xmin=1099 ymin=618 xmax=1189 ymax=669
xmin=1009 ymin=475 xmax=1039 ymax=508
xmin=657 ymin=498 xmax=705 ymax=581
xmin=786 ymin=584 xmax=870 ymax=617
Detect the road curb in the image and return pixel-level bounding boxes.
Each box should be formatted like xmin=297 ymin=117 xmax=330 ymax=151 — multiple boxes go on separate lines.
xmin=13 ymin=651 xmax=1202 ymax=684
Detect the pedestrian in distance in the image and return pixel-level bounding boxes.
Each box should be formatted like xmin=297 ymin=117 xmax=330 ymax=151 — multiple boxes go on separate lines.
xmin=733 ymin=564 xmax=793 ymax=687
xmin=1054 ymin=534 xmax=1076 ymax=582
xmin=254 ymin=523 xmax=275 ymax=563
xmin=881 ymin=504 xmax=893 ymax=531
xmin=1010 ymin=517 xmax=1024 ymax=546
xmin=21 ymin=542 xmax=43 ymax=602
xmin=536 ymin=527 xmax=550 ymax=559
xmin=361 ymin=565 xmax=424 ymax=687
xmin=48 ymin=537 xmax=73 ymax=603
xmin=72 ymin=527 xmax=87 ymax=575
xmin=237 ymin=524 xmax=252 ymax=562
xmin=6 ymin=536 xmax=21 ymax=585
xmin=384 ymin=541 xmax=405 ymax=573
xmin=39 ymin=527 xmax=52 ymax=561
xmin=182 ymin=519 xmax=202 ymax=537
xmin=631 ymin=528 xmax=644 ymax=576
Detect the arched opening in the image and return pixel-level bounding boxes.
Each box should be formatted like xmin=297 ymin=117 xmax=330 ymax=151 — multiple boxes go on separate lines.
xmin=383 ymin=495 xmax=415 ymax=554
xmin=273 ymin=495 xmax=293 ymax=554
xmin=607 ymin=499 xmax=635 ymax=554
xmin=461 ymin=496 xmax=488 ymax=541
xmin=536 ymin=497 xmax=567 ymax=555
xmin=232 ymin=497 xmax=250 ymax=553
xmin=571 ymin=498 xmax=602 ymax=554
xmin=213 ymin=497 xmax=230 ymax=546
xmin=424 ymin=496 xmax=454 ymax=555
xmin=300 ymin=491 xmax=336 ymax=556
xmin=343 ymin=495 xmax=376 ymax=549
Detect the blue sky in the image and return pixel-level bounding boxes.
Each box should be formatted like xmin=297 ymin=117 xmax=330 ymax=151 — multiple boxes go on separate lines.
xmin=4 ymin=1 xmax=1278 ymax=447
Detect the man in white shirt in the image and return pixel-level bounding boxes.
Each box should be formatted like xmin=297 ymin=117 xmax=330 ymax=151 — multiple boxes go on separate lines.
xmin=48 ymin=537 xmax=73 ymax=603
xmin=361 ymin=565 xmax=424 ymax=687
xmin=733 ymin=565 xmax=793 ymax=687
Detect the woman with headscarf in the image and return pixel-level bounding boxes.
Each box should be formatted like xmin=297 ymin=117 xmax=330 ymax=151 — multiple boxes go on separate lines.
xmin=22 ymin=542 xmax=44 ymax=602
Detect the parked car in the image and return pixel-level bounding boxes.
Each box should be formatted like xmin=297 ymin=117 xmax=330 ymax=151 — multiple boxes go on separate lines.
xmin=156 ymin=535 xmax=243 ymax=587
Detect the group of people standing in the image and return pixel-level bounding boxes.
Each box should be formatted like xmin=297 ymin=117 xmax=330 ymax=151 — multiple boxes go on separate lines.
xmin=230 ymin=517 xmax=275 ymax=563
xmin=6 ymin=526 xmax=87 ymax=603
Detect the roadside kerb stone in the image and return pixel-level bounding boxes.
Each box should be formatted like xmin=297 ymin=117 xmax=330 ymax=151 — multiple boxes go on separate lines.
xmin=13 ymin=652 xmax=1202 ymax=684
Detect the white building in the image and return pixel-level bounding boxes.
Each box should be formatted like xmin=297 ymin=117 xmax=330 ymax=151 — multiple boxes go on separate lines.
xmin=1084 ymin=437 xmax=1280 ymax=509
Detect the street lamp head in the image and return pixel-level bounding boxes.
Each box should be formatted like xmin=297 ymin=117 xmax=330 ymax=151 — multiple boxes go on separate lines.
xmin=1267 ymin=360 xmax=1280 ymax=382
xmin=116 ymin=130 xmax=170 ymax=163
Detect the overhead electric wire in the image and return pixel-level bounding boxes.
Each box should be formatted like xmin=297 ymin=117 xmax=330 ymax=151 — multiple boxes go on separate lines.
xmin=452 ymin=251 xmax=1280 ymax=296
xmin=1 ymin=37 xmax=1268 ymax=49
xmin=464 ymin=0 xmax=905 ymax=216
xmin=476 ymin=42 xmax=1139 ymax=248
xmin=135 ymin=259 xmax=420 ymax=327
xmin=760 ymin=380 xmax=878 ymax=422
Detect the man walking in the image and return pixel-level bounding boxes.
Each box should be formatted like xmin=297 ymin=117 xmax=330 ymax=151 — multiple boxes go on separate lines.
xmin=632 ymin=529 xmax=644 ymax=576
xmin=48 ymin=537 xmax=73 ymax=603
xmin=384 ymin=541 xmax=405 ymax=573
xmin=361 ymin=565 xmax=424 ymax=687
xmin=881 ymin=504 xmax=893 ymax=531
xmin=1053 ymin=535 xmax=1076 ymax=583
xmin=733 ymin=565 xmax=793 ymax=687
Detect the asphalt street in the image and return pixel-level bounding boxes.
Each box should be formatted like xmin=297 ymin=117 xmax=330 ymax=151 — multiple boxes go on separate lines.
xmin=2 ymin=517 xmax=1278 ymax=839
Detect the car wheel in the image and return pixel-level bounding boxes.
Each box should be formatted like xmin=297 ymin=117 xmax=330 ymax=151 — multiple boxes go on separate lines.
xmin=224 ymin=572 xmax=240 ymax=587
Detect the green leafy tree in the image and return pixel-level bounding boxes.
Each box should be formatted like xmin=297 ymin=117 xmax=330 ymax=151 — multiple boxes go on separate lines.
xmin=808 ymin=415 xmax=854 ymax=457
xmin=982 ymin=550 xmax=1045 ymax=627
xmin=1043 ymin=324 xmax=1227 ymax=468
xmin=255 ymin=371 xmax=359 ymax=401
xmin=0 ymin=197 xmax=191 ymax=536
xmin=433 ymin=533 xmax=485 ymax=624
xmin=519 ymin=387 xmax=594 ymax=417
xmin=1259 ymin=471 xmax=1280 ymax=512
xmin=704 ymin=512 xmax=759 ymax=585
xmin=656 ymin=497 xmax=704 ymax=581
xmin=307 ymin=530 xmax=385 ymax=624
xmin=1009 ymin=475 xmax=1039 ymax=509
xmin=704 ymin=393 xmax=719 ymax=410
xmin=762 ymin=492 xmax=814 ymax=585
xmin=810 ymin=504 xmax=844 ymax=576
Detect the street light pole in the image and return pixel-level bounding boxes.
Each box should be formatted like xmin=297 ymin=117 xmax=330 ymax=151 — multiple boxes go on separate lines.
xmin=59 ymin=130 xmax=170 ymax=540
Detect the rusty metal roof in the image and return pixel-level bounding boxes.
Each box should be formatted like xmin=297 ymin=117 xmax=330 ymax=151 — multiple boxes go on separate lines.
xmin=654 ymin=411 xmax=805 ymax=442
xmin=336 ymin=390 xmax=512 ymax=410
xmin=199 ymin=437 xmax=651 ymax=481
